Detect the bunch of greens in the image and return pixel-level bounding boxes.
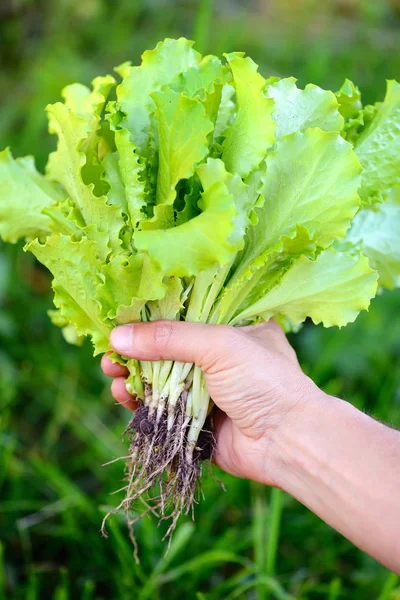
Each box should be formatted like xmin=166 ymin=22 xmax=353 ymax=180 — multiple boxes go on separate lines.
xmin=0 ymin=38 xmax=399 ymax=551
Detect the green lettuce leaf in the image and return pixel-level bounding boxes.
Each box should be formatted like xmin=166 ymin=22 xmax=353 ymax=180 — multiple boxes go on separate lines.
xmin=27 ymin=234 xmax=111 ymax=354
xmin=98 ymin=253 xmax=167 ymax=324
xmin=106 ymin=102 xmax=147 ymax=227
xmin=355 ymin=80 xmax=400 ymax=203
xmin=232 ymin=249 xmax=378 ymax=328
xmin=336 ymin=79 xmax=362 ymax=120
xmin=235 ymin=128 xmax=362 ymax=283
xmin=1 ymin=37 xmax=398 ymax=369
xmin=169 ymin=54 xmax=230 ymax=124
xmin=46 ymin=100 xmax=125 ymax=259
xmin=116 ymin=38 xmax=201 ymax=158
xmin=151 ymin=89 xmax=213 ymax=208
xmin=213 ymin=129 xmax=362 ymax=323
xmin=0 ymin=148 xmax=64 ymax=243
xmin=258 ymin=129 xmax=361 ymax=249
xmin=62 ymin=75 xmax=116 ymax=121
xmin=147 ymin=277 xmax=184 ymax=321
xmin=214 ymin=84 xmax=235 ymax=139
xmin=267 ymin=78 xmax=344 ymax=138
xmin=135 ymin=158 xmax=241 ymax=276
xmin=222 ymin=53 xmax=275 ymax=177
xmin=346 ymin=189 xmax=400 ymax=289
xmin=101 ymin=151 xmax=128 ymax=213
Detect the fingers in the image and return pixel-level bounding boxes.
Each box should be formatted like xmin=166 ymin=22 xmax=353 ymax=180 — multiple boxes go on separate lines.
xmin=111 ymin=378 xmax=138 ymax=412
xmin=102 ymin=354 xmax=137 ymax=411
xmin=101 ymin=353 xmax=129 ymax=378
xmin=110 ymin=321 xmax=248 ymax=372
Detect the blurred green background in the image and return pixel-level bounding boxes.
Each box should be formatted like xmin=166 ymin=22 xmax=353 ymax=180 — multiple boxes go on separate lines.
xmin=1 ymin=1 xmax=400 ymax=598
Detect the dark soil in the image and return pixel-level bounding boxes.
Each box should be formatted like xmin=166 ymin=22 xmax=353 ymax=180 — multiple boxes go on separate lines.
xmin=102 ymin=390 xmax=216 ymax=559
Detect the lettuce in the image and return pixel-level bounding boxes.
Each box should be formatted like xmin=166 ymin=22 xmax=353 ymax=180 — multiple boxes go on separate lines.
xmin=1 ymin=38 xmax=398 ymax=548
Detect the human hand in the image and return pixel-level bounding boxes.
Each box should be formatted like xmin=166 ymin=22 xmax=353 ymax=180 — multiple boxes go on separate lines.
xmin=101 ymin=320 xmax=321 ymax=487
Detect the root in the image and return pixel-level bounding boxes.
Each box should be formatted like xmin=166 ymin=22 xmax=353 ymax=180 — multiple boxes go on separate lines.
xmin=101 ymin=388 xmax=215 ymax=560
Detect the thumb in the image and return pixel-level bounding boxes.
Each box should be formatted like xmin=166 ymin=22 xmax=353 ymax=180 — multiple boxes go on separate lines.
xmin=109 ymin=320 xmax=244 ymax=371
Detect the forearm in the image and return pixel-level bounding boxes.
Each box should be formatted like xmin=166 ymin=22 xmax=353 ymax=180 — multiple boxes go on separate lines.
xmin=270 ymin=386 xmax=400 ymax=574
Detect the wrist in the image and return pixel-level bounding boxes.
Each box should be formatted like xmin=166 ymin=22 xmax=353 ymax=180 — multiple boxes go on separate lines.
xmin=264 ymin=377 xmax=332 ymax=489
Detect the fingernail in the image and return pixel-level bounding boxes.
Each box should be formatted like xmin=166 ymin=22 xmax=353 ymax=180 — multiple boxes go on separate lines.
xmin=110 ymin=325 xmax=134 ymax=354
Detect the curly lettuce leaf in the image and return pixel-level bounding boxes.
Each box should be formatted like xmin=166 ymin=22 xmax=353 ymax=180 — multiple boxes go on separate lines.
xmin=101 ymin=151 xmax=128 ymax=213
xmin=214 ymin=84 xmax=235 ymax=139
xmin=135 ymin=158 xmax=242 ymax=276
xmin=0 ymin=148 xmax=64 ymax=243
xmin=169 ymin=54 xmax=231 ymax=124
xmin=147 ymin=276 xmax=184 ymax=321
xmin=98 ymin=253 xmax=167 ymax=324
xmin=267 ymin=78 xmax=344 ymax=138
xmin=151 ymin=89 xmax=213 ymax=208
xmin=355 ymin=80 xmax=400 ymax=204
xmin=106 ymin=103 xmax=147 ymax=227
xmin=345 ymin=189 xmax=400 ymax=289
xmin=214 ymin=129 xmax=362 ymax=323
xmin=222 ymin=53 xmax=275 ymax=177
xmin=46 ymin=100 xmax=125 ymax=258
xmin=336 ymin=79 xmax=362 ymax=120
xmin=116 ymin=38 xmax=201 ymax=158
xmin=26 ymin=234 xmax=110 ymax=354
xmin=232 ymin=249 xmax=378 ymax=327
xmin=62 ymin=75 xmax=116 ymax=122
xmin=241 ymin=128 xmax=361 ymax=274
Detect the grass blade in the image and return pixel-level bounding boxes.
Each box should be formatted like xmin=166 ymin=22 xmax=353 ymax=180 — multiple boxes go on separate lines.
xmin=266 ymin=489 xmax=283 ymax=600
xmin=193 ymin=0 xmax=214 ymax=54
xmin=252 ymin=483 xmax=268 ymax=600
xmin=328 ymin=577 xmax=342 ymax=600
xmin=0 ymin=543 xmax=5 ymax=600
xmin=138 ymin=522 xmax=195 ymax=600
xmin=378 ymin=572 xmax=400 ymax=600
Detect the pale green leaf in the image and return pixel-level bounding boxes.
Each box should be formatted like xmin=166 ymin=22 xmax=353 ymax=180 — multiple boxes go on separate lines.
xmin=101 ymin=151 xmax=128 ymax=212
xmin=46 ymin=102 xmax=125 ymax=258
xmin=0 ymin=148 xmax=64 ymax=243
xmin=268 ymin=78 xmax=344 ymax=138
xmin=335 ymin=78 xmax=362 ymax=120
xmin=134 ymin=158 xmax=240 ymax=277
xmin=355 ymin=80 xmax=400 ymax=202
xmin=214 ymin=130 xmax=362 ymax=324
xmin=116 ymin=38 xmax=201 ymax=157
xmin=147 ymin=277 xmax=184 ymax=321
xmin=98 ymin=253 xmax=167 ymax=324
xmin=222 ymin=53 xmax=275 ymax=177
xmin=346 ymin=189 xmax=400 ymax=289
xmin=170 ymin=54 xmax=231 ymax=124
xmin=106 ymin=102 xmax=147 ymax=226
xmin=233 ymin=249 xmax=378 ymax=327
xmin=151 ymin=89 xmax=213 ymax=206
xmin=247 ymin=129 xmax=361 ymax=265
xmin=114 ymin=128 xmax=147 ymax=226
xmin=26 ymin=234 xmax=110 ymax=355
xmin=214 ymin=84 xmax=235 ymax=139
xmin=62 ymin=75 xmax=116 ymax=122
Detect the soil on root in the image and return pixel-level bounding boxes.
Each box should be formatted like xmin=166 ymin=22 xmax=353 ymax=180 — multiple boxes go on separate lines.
xmin=101 ymin=390 xmax=215 ymax=561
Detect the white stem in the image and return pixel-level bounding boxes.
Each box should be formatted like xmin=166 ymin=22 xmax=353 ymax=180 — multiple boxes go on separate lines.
xmin=186 ymin=367 xmax=210 ymax=460
xmin=140 ymin=360 xmax=153 ymax=383
xmin=159 ymin=360 xmax=173 ymax=390
xmin=149 ymin=361 xmax=161 ymax=416
xmin=186 ymin=388 xmax=193 ymax=417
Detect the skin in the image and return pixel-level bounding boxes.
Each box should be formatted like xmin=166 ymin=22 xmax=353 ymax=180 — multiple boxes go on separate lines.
xmin=102 ymin=320 xmax=400 ymax=575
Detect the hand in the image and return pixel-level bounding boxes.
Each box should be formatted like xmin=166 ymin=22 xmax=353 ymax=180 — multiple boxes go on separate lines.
xmin=101 ymin=320 xmax=320 ymax=486
xmin=102 ymin=320 xmax=400 ymax=573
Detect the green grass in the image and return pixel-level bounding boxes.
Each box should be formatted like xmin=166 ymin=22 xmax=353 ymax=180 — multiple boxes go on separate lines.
xmin=1 ymin=1 xmax=400 ymax=598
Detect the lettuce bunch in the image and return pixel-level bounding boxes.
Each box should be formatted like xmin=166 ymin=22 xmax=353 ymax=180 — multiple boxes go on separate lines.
xmin=1 ymin=38 xmax=399 ymax=547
